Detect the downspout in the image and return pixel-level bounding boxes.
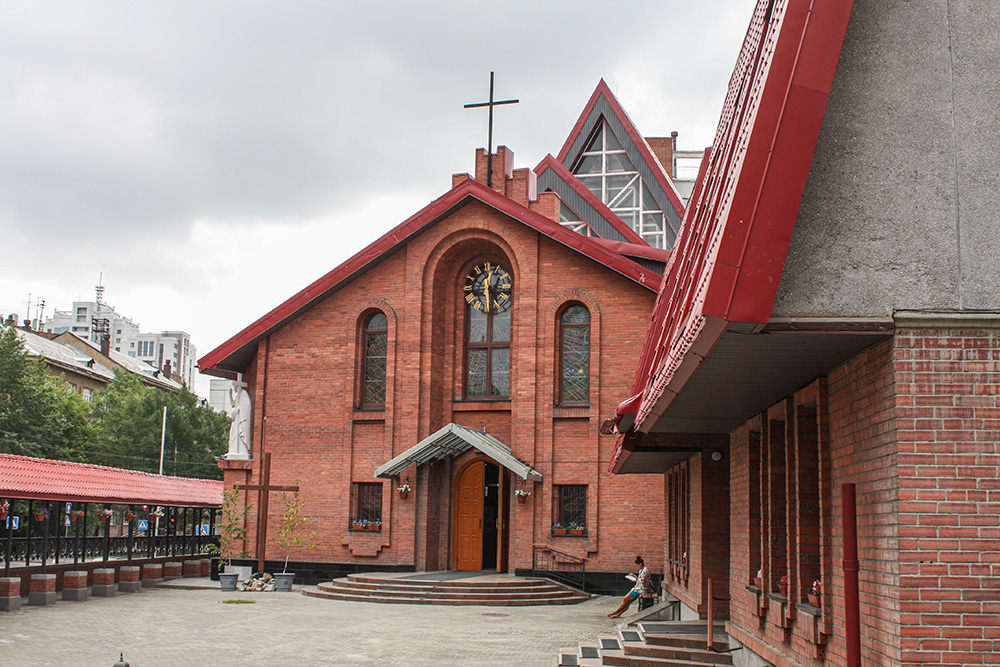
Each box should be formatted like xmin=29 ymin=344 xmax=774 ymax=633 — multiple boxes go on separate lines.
xmin=842 ymin=483 xmax=861 ymax=667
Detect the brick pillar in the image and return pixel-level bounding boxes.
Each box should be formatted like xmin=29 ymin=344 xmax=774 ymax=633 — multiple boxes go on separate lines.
xmin=62 ymin=570 xmax=89 ymax=602
xmin=142 ymin=563 xmax=163 ymax=588
xmin=0 ymin=577 xmax=21 ymax=611
xmin=28 ymin=573 xmax=57 ymax=606
xmin=198 ymin=559 xmax=211 ymax=577
xmin=163 ymin=561 xmax=183 ymax=580
xmin=119 ymin=565 xmax=141 ymax=593
xmin=92 ymin=568 xmax=116 ymax=597
xmin=183 ymin=560 xmax=200 ymax=577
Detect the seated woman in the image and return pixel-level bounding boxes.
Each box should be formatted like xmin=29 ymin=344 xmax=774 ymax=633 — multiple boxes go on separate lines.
xmin=608 ymin=555 xmax=650 ymax=618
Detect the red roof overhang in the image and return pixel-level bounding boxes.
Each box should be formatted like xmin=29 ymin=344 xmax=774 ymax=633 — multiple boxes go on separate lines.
xmin=534 ymin=154 xmax=648 ymax=246
xmin=199 ymin=177 xmax=661 ymax=377
xmin=0 ymin=453 xmax=223 ymax=507
xmin=610 ymin=0 xmax=857 ymax=473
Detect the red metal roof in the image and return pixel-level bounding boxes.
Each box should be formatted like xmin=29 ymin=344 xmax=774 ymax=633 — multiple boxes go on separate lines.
xmin=533 ymin=154 xmax=649 ymax=245
xmin=0 ymin=453 xmax=223 ymax=507
xmin=199 ymin=176 xmax=662 ymax=377
xmin=610 ymin=0 xmax=854 ymax=471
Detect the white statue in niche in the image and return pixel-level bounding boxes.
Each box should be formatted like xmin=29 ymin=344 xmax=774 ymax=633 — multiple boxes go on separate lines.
xmin=226 ymin=374 xmax=252 ymax=459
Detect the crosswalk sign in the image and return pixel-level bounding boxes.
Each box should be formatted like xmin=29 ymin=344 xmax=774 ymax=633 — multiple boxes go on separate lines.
xmin=138 ymin=520 xmax=149 ymax=531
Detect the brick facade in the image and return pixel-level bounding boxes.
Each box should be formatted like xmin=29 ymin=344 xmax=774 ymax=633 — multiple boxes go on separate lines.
xmin=218 ymin=147 xmax=665 ymax=579
xmin=664 ymin=326 xmax=1000 ymax=666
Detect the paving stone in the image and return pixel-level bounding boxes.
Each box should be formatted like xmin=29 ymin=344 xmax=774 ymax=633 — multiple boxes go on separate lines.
xmin=0 ymin=581 xmax=627 ymax=666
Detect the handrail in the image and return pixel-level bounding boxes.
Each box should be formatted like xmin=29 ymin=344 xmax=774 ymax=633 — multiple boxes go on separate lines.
xmin=531 ymin=544 xmax=586 ymax=592
xmin=531 ymin=543 xmax=584 ymax=564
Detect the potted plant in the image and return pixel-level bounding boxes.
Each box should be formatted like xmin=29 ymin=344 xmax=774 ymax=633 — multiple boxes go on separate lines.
xmin=272 ymin=490 xmax=315 ymax=592
xmin=207 ymin=487 xmax=252 ymax=591
xmin=808 ymin=579 xmax=821 ymax=607
xmin=397 ymin=482 xmax=411 ymax=500
xmin=0 ymin=500 xmax=8 ymax=521
xmin=569 ymin=523 xmax=585 ymax=536
xmin=778 ymin=575 xmax=789 ymax=597
xmin=68 ymin=509 xmax=84 ymax=523
xmin=552 ymin=522 xmax=568 ymax=536
xmin=34 ymin=507 xmax=49 ymax=522
xmin=123 ymin=510 xmax=136 ymax=523
xmin=754 ymin=568 xmax=764 ymax=588
xmin=97 ymin=508 xmax=113 ymax=522
xmin=515 ymin=489 xmax=530 ymax=504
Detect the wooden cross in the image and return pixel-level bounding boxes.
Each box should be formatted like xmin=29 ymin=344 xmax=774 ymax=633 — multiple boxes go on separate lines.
xmin=464 ymin=71 xmax=518 ymax=187
xmin=236 ymin=452 xmax=298 ymax=573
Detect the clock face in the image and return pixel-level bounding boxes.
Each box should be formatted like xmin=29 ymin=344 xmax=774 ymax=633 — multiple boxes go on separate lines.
xmin=463 ymin=261 xmax=512 ymax=313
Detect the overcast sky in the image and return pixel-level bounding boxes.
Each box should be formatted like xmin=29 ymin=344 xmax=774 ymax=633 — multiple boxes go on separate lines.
xmin=1 ymin=1 xmax=754 ymax=397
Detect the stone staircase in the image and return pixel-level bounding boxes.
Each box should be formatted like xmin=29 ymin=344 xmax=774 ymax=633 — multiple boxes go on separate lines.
xmin=302 ymin=571 xmax=589 ymax=606
xmin=557 ymin=621 xmax=733 ymax=667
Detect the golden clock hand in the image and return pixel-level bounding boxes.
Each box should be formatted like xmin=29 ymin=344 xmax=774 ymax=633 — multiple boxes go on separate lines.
xmin=484 ymin=271 xmax=492 ymax=312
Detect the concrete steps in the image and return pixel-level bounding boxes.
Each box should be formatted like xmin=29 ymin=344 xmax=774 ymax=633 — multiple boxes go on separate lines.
xmin=557 ymin=621 xmax=733 ymax=667
xmin=302 ymin=571 xmax=589 ymax=606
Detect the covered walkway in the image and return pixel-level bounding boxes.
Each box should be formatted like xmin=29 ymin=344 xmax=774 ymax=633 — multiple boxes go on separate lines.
xmin=1 ymin=453 xmax=222 ymax=577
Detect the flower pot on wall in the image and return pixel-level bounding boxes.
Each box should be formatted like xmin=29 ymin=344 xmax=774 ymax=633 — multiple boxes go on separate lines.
xmin=778 ymin=584 xmax=788 ymax=597
xmin=399 ymin=491 xmax=409 ymax=500
xmin=517 ymin=495 xmax=526 ymax=504
xmin=808 ymin=593 xmax=820 ymax=607
xmin=553 ymin=528 xmax=568 ymax=536
xmin=570 ymin=529 xmax=584 ymax=536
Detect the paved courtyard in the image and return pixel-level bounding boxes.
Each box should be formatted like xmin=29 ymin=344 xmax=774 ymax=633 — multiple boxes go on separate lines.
xmin=0 ymin=578 xmax=625 ymax=666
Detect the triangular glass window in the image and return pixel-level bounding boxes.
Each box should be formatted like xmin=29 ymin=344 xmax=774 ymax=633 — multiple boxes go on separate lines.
xmin=560 ymin=201 xmax=597 ymax=237
xmin=571 ymin=118 xmax=668 ymax=249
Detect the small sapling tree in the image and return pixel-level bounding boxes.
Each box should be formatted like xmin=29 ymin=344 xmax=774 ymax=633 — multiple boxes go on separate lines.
xmin=274 ymin=489 xmax=315 ymax=574
xmin=208 ymin=487 xmax=252 ymax=571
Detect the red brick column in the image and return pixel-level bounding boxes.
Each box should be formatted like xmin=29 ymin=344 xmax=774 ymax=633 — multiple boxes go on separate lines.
xmin=92 ymin=567 xmax=116 ymax=597
xmin=119 ymin=565 xmax=141 ymax=593
xmin=182 ymin=560 xmax=200 ymax=578
xmin=198 ymin=559 xmax=210 ymax=576
xmin=28 ymin=573 xmax=57 ymax=606
xmin=142 ymin=563 xmax=163 ymax=588
xmin=0 ymin=577 xmax=21 ymax=611
xmin=62 ymin=570 xmax=89 ymax=602
xmin=163 ymin=562 xmax=183 ymax=580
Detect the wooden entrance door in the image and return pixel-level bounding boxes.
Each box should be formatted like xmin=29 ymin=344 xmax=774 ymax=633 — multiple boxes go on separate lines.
xmin=454 ymin=460 xmax=485 ymax=570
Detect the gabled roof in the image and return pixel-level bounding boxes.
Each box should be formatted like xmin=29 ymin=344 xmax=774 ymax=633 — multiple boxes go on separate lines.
xmin=555 ymin=79 xmax=686 ymax=234
xmin=375 ymin=423 xmax=542 ymax=481
xmin=534 ymin=154 xmax=647 ymax=245
xmin=200 ymin=176 xmax=661 ymax=377
xmin=610 ymin=0 xmax=857 ymax=471
xmin=0 ymin=452 xmax=223 ymax=507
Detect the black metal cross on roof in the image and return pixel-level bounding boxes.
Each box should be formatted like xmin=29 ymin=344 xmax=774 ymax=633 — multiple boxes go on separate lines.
xmin=236 ymin=452 xmax=298 ymax=573
xmin=464 ymin=71 xmax=519 ymax=188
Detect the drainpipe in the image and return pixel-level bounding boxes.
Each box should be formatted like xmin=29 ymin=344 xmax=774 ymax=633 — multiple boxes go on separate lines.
xmin=842 ymin=483 xmax=861 ymax=667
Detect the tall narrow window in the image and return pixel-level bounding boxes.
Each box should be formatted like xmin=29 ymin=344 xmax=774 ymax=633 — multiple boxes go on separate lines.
xmin=361 ymin=312 xmax=388 ymax=408
xmin=464 ymin=261 xmax=512 ymax=398
xmin=559 ymin=304 xmax=590 ymax=404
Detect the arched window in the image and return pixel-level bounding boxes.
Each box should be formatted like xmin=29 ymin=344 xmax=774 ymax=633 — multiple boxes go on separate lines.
xmin=559 ymin=304 xmax=590 ymax=404
xmin=360 ymin=311 xmax=388 ymax=408
xmin=463 ymin=260 xmax=512 ymax=398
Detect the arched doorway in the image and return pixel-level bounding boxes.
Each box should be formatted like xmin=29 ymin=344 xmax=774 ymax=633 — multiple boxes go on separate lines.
xmin=453 ymin=459 xmax=509 ymax=571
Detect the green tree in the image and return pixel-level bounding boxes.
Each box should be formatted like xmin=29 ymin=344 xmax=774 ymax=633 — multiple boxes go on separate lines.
xmin=0 ymin=323 xmax=98 ymax=460
xmin=91 ymin=372 xmax=229 ymax=478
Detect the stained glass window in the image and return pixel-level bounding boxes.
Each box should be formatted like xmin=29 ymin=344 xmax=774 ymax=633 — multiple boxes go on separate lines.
xmin=465 ymin=261 xmax=512 ymax=398
xmin=557 ymin=485 xmax=587 ymax=529
xmin=560 ymin=305 xmax=590 ymax=404
xmin=362 ymin=312 xmax=387 ymax=407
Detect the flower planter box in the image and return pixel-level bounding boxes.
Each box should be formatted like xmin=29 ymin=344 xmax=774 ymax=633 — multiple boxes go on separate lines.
xmin=778 ymin=584 xmax=788 ymax=598
xmin=553 ymin=528 xmax=568 ymax=535
xmin=274 ymin=572 xmax=295 ymax=592
xmin=808 ymin=593 xmax=820 ymax=607
xmin=569 ymin=529 xmax=585 ymax=536
xmin=219 ymin=572 xmax=239 ymax=592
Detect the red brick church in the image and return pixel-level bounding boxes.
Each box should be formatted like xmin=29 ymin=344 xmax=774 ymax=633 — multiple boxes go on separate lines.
xmin=199 ymin=81 xmax=687 ymax=588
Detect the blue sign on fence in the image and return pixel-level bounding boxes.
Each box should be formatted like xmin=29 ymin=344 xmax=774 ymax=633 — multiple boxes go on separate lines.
xmin=5 ymin=516 xmax=18 ymax=530
xmin=197 ymin=524 xmax=210 ymax=536
xmin=137 ymin=520 xmax=149 ymax=531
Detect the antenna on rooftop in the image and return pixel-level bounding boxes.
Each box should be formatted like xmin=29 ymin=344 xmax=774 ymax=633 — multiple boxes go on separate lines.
xmin=92 ymin=273 xmax=110 ymax=346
